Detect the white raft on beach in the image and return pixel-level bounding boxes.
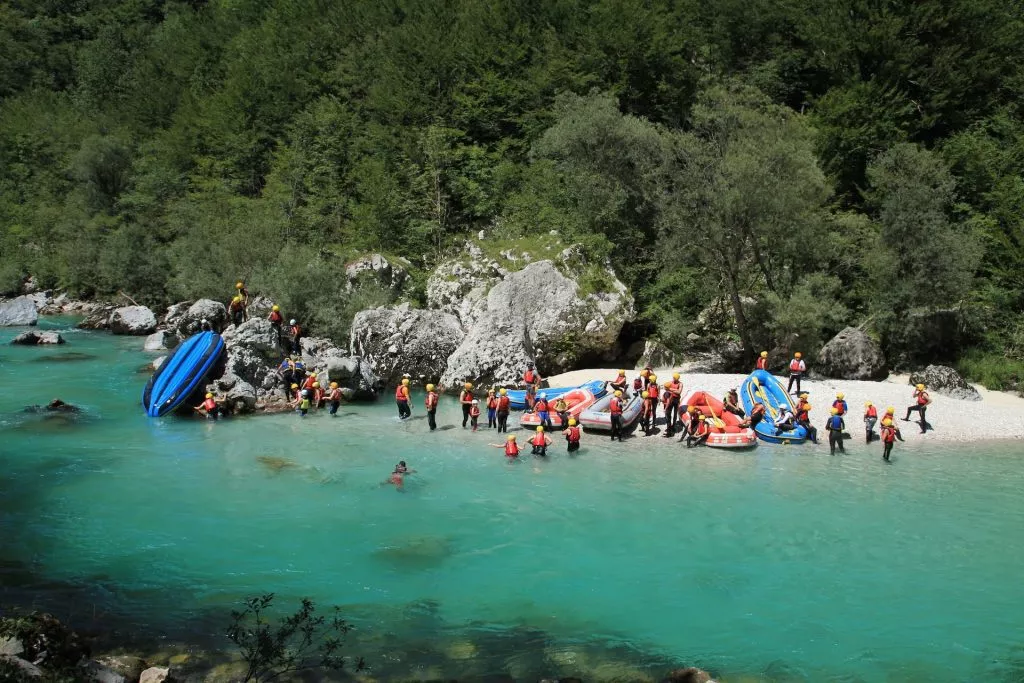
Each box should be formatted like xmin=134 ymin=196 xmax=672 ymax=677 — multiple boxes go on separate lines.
xmin=578 ymin=391 xmax=644 ymax=432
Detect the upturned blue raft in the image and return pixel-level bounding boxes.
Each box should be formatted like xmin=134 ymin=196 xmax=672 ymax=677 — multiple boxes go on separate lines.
xmin=504 ymin=379 xmax=608 ymax=411
xmin=142 ymin=331 xmax=225 ymax=417
xmin=739 ymin=369 xmax=808 ymax=444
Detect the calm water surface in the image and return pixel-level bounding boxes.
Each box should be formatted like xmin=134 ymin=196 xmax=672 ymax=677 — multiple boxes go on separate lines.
xmin=1 ymin=319 xmax=1023 ymax=681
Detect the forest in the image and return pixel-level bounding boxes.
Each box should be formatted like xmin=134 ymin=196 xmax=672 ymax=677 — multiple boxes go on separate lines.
xmin=2 ymin=0 xmax=1024 ymax=386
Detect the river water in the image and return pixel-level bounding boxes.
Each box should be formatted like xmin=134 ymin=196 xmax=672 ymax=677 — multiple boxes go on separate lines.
xmin=2 ymin=319 xmax=1023 ymax=681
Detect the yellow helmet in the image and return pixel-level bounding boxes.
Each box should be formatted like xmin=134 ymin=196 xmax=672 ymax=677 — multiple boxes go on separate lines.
xmin=698 ymin=414 xmax=706 ymax=421
xmin=664 ymin=381 xmax=672 ymax=388
xmin=235 ymin=281 xmax=244 ymax=289
xmin=312 ymin=382 xmax=319 ymax=388
xmin=310 ymin=373 xmax=317 ymax=379
xmin=886 ymin=406 xmax=895 ymax=414
xmin=272 ymin=304 xmax=280 ymax=311
xmin=617 ymin=369 xmax=626 ymax=375
xmin=641 ymin=391 xmax=649 ymax=398
xmin=799 ymin=392 xmax=809 ymax=398
xmin=290 ymin=384 xmax=298 ymax=389
xmin=614 ymin=390 xmax=622 ymax=397
xmin=649 ymin=374 xmax=657 ymax=382
xmin=640 ymin=369 xmax=649 ymax=377
xmin=402 ymin=378 xmax=410 ymax=386
xmin=864 ymin=401 xmax=872 ymax=406
xmin=232 ymin=295 xmax=241 ymax=303
xmin=426 ymin=383 xmax=435 ymax=392
xmin=464 ymin=382 xmax=473 ymax=389
xmin=760 ymin=351 xmax=768 ymax=357
xmin=330 ymin=382 xmax=338 ymax=388
xmin=795 ymin=352 xmax=802 ymax=359
xmin=205 ymin=393 xmax=213 ymax=399
xmin=916 ymin=383 xmax=925 ymax=390
xmin=688 ymin=405 xmax=697 ymax=413
xmin=499 ymin=388 xmax=507 ymax=395
xmin=508 ymin=434 xmax=516 ymax=441
xmin=830 ymin=407 xmax=838 ymax=415
xmin=568 ymin=418 xmax=577 ymax=426
xmin=882 ymin=418 xmax=893 ymax=426
xmin=536 ymin=426 xmax=544 ymax=432
xmin=672 ymin=372 xmax=680 ymax=380
xmin=836 ymin=393 xmax=845 ymax=399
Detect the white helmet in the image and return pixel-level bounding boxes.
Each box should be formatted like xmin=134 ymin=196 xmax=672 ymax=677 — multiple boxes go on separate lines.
xmin=539 ymin=392 xmax=546 ymax=399
xmin=289 ymin=319 xmax=297 ymax=325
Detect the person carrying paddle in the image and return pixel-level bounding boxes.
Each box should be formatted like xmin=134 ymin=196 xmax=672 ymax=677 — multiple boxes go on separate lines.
xmin=787 ymin=352 xmax=806 ymax=394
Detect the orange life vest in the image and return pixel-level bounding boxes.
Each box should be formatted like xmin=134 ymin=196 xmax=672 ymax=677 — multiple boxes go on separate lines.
xmin=203 ymin=397 xmax=217 ymax=411
xmin=497 ymin=396 xmax=510 ymax=411
xmin=487 ymin=397 xmax=497 ymax=409
xmin=504 ymin=442 xmax=519 ymax=457
xmin=269 ymin=311 xmax=283 ymax=323
xmin=395 ymin=385 xmax=408 ymax=400
xmin=917 ymin=391 xmax=929 ymax=406
xmin=534 ymin=398 xmax=548 ymax=412
xmin=523 ymin=369 xmax=536 ymax=384
xmin=329 ymin=388 xmax=341 ymax=401
xmin=609 ymin=397 xmax=623 ymax=415
xmin=756 ymin=357 xmax=768 ymax=370
xmin=565 ymin=426 xmax=581 ymax=443
xmin=865 ymin=406 xmax=877 ymax=418
xmin=790 ymin=358 xmax=804 ymax=372
xmin=882 ymin=427 xmax=896 ymax=443
xmin=461 ymin=390 xmax=473 ymax=403
xmin=425 ymin=392 xmax=438 ymax=410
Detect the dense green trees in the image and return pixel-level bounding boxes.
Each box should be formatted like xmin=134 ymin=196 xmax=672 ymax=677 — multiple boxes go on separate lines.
xmin=1 ymin=0 xmax=1023 ymax=382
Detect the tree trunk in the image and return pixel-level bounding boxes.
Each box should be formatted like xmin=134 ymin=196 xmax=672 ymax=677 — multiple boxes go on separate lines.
xmin=719 ymin=247 xmax=755 ymax=364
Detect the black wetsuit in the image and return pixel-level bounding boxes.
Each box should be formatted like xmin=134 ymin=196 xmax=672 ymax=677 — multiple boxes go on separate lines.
xmin=826 ymin=415 xmax=845 ymax=454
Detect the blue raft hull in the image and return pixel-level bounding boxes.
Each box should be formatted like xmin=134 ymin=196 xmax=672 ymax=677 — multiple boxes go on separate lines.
xmin=505 ymin=379 xmax=608 ymax=411
xmin=740 ymin=369 xmax=809 ymax=444
xmin=142 ymin=331 xmax=225 ymax=417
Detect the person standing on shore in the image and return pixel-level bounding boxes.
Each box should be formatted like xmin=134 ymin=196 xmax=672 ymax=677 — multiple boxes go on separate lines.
xmin=289 ymin=319 xmax=302 ymax=354
xmin=904 ymin=384 xmax=931 ymax=433
xmin=486 ymin=389 xmax=497 ymax=429
xmin=424 ymin=383 xmax=439 ymax=431
xmin=643 ymin=386 xmax=659 ymax=435
xmin=395 ymin=377 xmax=411 ymax=419
xmin=796 ymin=399 xmax=818 ymax=444
xmin=609 ymin=390 xmax=624 ymax=441
xmin=863 ymin=401 xmax=878 ymax=442
xmin=565 ymin=418 xmax=582 ymax=453
xmin=787 ymin=352 xmax=806 ymax=394
xmin=523 ymin=362 xmax=540 ymax=411
xmin=496 ymin=388 xmax=511 ymax=433
xmin=663 ymin=373 xmax=683 ymax=437
xmin=832 ymin=393 xmax=848 ymax=416
xmin=880 ymin=418 xmax=898 ymax=461
xmin=825 ymin=408 xmax=845 ymax=454
xmin=756 ymin=351 xmax=769 ymax=371
xmin=460 ymin=382 xmax=474 ymax=428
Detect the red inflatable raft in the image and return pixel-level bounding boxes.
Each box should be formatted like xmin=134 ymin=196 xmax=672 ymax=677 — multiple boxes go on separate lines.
xmin=681 ymin=390 xmax=758 ymax=449
xmin=520 ymin=388 xmax=600 ymax=429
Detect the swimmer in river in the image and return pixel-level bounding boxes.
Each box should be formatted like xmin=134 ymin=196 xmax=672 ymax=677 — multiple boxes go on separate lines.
xmin=490 ymin=434 xmax=520 ymax=459
xmin=384 ymin=461 xmax=415 ymax=489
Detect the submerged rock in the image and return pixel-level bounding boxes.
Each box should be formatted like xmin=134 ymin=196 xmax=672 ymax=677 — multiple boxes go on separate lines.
xmin=0 ymin=296 xmax=39 ymax=326
xmin=10 ymin=331 xmax=64 ymax=345
xmin=909 ymin=365 xmax=981 ymax=401
xmin=816 ymin=327 xmax=888 ymax=381
xmin=109 ymin=306 xmax=157 ymax=336
xmin=349 ymin=305 xmax=463 ymax=386
xmin=372 ymin=536 xmax=455 ymax=570
xmin=32 ymin=352 xmax=96 ymax=363
xmin=94 ymin=655 xmax=148 ymax=682
xmin=662 ymin=667 xmax=716 ymax=683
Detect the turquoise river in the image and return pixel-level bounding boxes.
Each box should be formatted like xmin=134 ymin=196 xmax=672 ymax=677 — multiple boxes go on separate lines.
xmin=2 ymin=319 xmax=1024 ymax=681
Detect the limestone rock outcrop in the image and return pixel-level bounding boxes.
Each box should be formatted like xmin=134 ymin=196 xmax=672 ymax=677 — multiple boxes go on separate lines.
xmin=109 ymin=306 xmax=157 ymax=335
xmin=816 ymin=327 xmax=888 ymax=380
xmin=350 ymin=304 xmax=463 ymax=386
xmin=346 ymin=253 xmax=409 ymax=293
xmin=909 ymin=365 xmax=981 ymax=401
xmin=0 ymin=295 xmax=39 ymax=326
xmin=173 ymin=299 xmax=227 ymax=339
xmin=10 ymin=331 xmax=64 ymax=345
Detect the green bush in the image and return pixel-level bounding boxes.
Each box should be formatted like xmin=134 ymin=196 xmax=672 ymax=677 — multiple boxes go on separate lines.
xmin=958 ymin=349 xmax=1024 ymax=393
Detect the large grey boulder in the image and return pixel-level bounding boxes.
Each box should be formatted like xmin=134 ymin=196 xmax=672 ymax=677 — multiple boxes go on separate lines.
xmin=817 ymin=327 xmax=888 ymax=380
xmin=0 ymin=296 xmax=39 ymax=326
xmin=11 ymin=331 xmax=64 ymax=345
xmin=298 ymin=336 xmax=381 ymax=399
xmin=0 ymin=655 xmax=42 ymax=678
xmin=75 ymin=304 xmax=116 ymax=329
xmin=440 ymin=260 xmax=634 ymax=387
xmin=174 ymin=299 xmax=227 ymax=338
xmin=350 ymin=304 xmax=463 ymax=386
xmin=909 ymin=365 xmax=981 ymax=401
xmin=219 ymin=318 xmax=280 ymax=393
xmin=109 ymin=306 xmax=157 ymax=335
xmin=81 ymin=659 xmax=127 ymax=683
xmin=162 ymin=300 xmax=193 ymax=327
xmin=95 ymin=655 xmax=148 ymax=682
xmin=346 ymin=253 xmax=409 ymax=293
xmin=426 ymin=245 xmax=507 ymax=327
xmin=139 ymin=667 xmax=169 ymax=683
xmin=143 ymin=330 xmax=170 ymax=351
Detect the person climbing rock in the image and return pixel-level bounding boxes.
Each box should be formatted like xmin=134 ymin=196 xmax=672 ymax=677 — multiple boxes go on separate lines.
xmin=565 ymin=418 xmax=582 ymax=453
xmin=235 ymin=280 xmax=250 ymax=307
xmin=685 ymin=414 xmax=710 ymax=448
xmin=288 ymin=319 xmax=302 ymax=354
xmin=268 ymin=304 xmax=283 ymax=346
xmin=787 ymin=352 xmax=806 ymax=394
xmin=496 ymin=388 xmax=511 ymax=433
xmin=523 ymin=362 xmax=540 ymax=410
xmin=609 ymin=390 xmax=625 ymax=442
xmin=756 ymin=350 xmax=769 ymax=371
xmin=195 ymin=393 xmax=219 ymax=420
xmin=460 ymin=382 xmax=474 ymax=428
xmin=904 ymin=384 xmax=931 ymax=433
xmin=529 ymin=426 xmax=552 ymax=456
xmin=723 ymin=388 xmax=744 ymax=418
xmin=863 ymin=401 xmax=878 ymax=443
xmin=825 ymin=407 xmax=845 ymax=454
xmin=395 ymin=377 xmax=411 ymax=419
xmin=553 ymin=396 xmax=569 ymax=430
xmin=228 ymin=295 xmax=246 ymax=326
xmin=424 ymin=383 xmax=439 ymax=431
xmin=328 ymin=382 xmax=343 ymax=416
xmin=663 ymin=373 xmax=683 ymax=437
xmin=302 ymin=372 xmax=318 ymax=393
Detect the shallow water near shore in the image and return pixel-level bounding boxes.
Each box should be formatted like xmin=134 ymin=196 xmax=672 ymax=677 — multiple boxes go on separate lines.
xmin=2 ymin=320 xmax=1024 ymax=681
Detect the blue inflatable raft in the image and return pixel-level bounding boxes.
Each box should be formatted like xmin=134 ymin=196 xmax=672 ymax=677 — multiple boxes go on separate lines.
xmin=142 ymin=331 xmax=225 ymax=417
xmin=739 ymin=369 xmax=808 ymax=444
xmin=504 ymin=379 xmax=608 ymax=410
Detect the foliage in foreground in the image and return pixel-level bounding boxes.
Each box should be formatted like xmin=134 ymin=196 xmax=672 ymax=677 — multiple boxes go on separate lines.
xmin=226 ymin=593 xmax=364 ymax=682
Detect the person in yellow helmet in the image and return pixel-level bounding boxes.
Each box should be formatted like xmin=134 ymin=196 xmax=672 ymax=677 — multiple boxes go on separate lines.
xmin=495 ymin=387 xmax=511 ymax=433
xmin=523 ymin=362 xmax=541 ymax=410
xmin=610 ymin=370 xmax=629 ymax=397
xmin=787 ymin=352 xmax=806 ymax=395
xmin=328 ymin=381 xmax=344 ymax=416
xmin=460 ymin=382 xmax=474 ymax=428
xmin=395 ymin=376 xmax=412 ymax=419
xmin=529 ymin=425 xmax=552 ymax=456
xmin=564 ymin=417 xmax=582 ymax=453
xmin=756 ymin=350 xmax=769 ymax=371
xmin=486 ymin=388 xmax=498 ymax=429
xmin=609 ymin=389 xmax=625 ymax=441
xmin=905 ymin=383 xmax=931 ymax=433
xmin=228 ymin=294 xmax=246 ymax=327
xmin=268 ymin=304 xmax=283 ymax=347
xmin=424 ymin=383 xmax=439 ymax=431
xmin=880 ymin=417 xmax=900 ymax=461
xmin=195 ymin=392 xmax=219 ymax=420
xmin=825 ymin=406 xmax=845 ymax=454
xmin=663 ymin=372 xmax=683 ymax=437
xmin=235 ymin=280 xmax=249 ymax=303
xmin=685 ymin=414 xmax=710 ymax=448
xmin=831 ymin=393 xmax=848 ymax=416
xmin=863 ymin=401 xmax=878 ymax=443
xmin=490 ymin=434 xmax=519 ymax=459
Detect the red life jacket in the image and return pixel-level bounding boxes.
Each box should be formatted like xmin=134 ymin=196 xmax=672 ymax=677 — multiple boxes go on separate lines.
xmin=329 ymin=388 xmax=341 ymax=401
xmin=269 ymin=311 xmax=283 ymax=323
xmin=668 ymin=380 xmax=682 ymax=396
xmin=291 ymin=324 xmax=302 ymax=337
xmin=565 ymin=426 xmax=581 ymax=443
xmin=917 ymin=391 xmax=929 ymax=406
xmin=395 ymin=385 xmax=408 ymax=400
xmin=461 ymin=390 xmax=473 ymax=403
xmin=790 ymin=358 xmax=804 ymax=372
xmin=633 ymin=378 xmax=643 ymax=391
xmin=203 ymin=397 xmax=217 ymax=411
xmin=487 ymin=396 xmax=497 ymax=409
xmin=504 ymin=442 xmax=519 ymax=457
xmin=609 ymin=397 xmax=623 ymax=415
xmin=832 ymin=400 xmax=846 ymax=415
xmin=470 ymin=405 xmax=480 ymax=417
xmin=796 ymin=407 xmax=809 ymax=421
xmin=529 ymin=435 xmax=549 ymax=447
xmin=756 ymin=357 xmax=768 ymax=370
xmin=497 ymin=396 xmax=510 ymax=411
xmin=694 ymin=421 xmax=709 ymax=436
xmin=523 ymin=369 xmax=536 ymax=384
xmin=865 ymin=406 xmax=877 ymax=418
xmin=302 ymin=376 xmax=316 ymax=390
xmin=535 ymin=398 xmax=548 ymax=412
xmin=882 ymin=427 xmax=896 ymax=443
xmin=425 ymin=392 xmax=438 ymax=410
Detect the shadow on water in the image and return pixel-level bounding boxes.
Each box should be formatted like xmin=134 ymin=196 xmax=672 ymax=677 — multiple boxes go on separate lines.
xmin=30 ymin=352 xmax=99 ymax=363
xmin=4 ymin=409 xmax=91 ymax=435
xmin=371 ymin=535 xmax=457 ymax=571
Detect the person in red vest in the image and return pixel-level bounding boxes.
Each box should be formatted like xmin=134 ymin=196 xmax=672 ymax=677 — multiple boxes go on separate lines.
xmin=495 ymin=388 xmax=511 ymax=433
xmin=564 ymin=417 xmax=582 ymax=453
xmin=311 ymin=381 xmax=325 ymax=410
xmin=424 ymin=383 xmax=439 ymax=431
xmin=831 ymin=393 xmax=848 ymax=416
xmin=663 ymin=373 xmax=683 ymax=437
xmin=328 ymin=381 xmax=344 ymax=417
xmin=268 ymin=304 xmax=283 ymax=347
xmin=610 ymin=370 xmax=629 ymax=397
xmin=395 ymin=377 xmax=411 ymax=419
xmin=723 ymin=388 xmax=744 ymax=417
xmin=787 ymin=352 xmax=806 ymax=394
xmin=795 ymin=398 xmax=818 ymax=444
xmin=490 ymin=434 xmax=519 ymax=459
xmin=288 ymin=319 xmax=302 ymax=354
xmin=194 ymin=392 xmax=219 ymax=420
xmin=469 ymin=399 xmax=481 ymax=431
xmin=460 ymin=382 xmax=474 ymax=428
xmin=863 ymin=401 xmax=878 ymax=443
xmin=523 ymin=362 xmax=541 ymax=410
xmin=643 ymin=387 xmax=659 ymax=435
xmin=609 ymin=390 xmax=625 ymax=442
xmin=486 ymin=389 xmax=498 ymax=429
xmin=904 ymin=384 xmax=931 ymax=433
xmin=756 ymin=351 xmax=769 ymax=371
xmin=529 ymin=426 xmax=552 ymax=456
xmin=302 ymin=372 xmax=318 ymax=393
xmin=685 ymin=414 xmax=710 ymax=448
xmin=639 ymin=391 xmax=652 ymax=434
xmin=880 ymin=418 xmax=900 ymax=461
